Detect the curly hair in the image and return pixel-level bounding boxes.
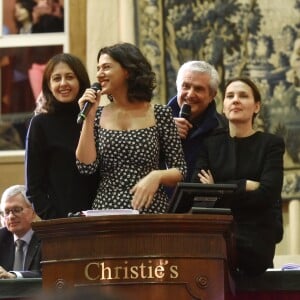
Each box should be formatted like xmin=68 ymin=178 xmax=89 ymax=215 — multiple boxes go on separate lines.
xmin=97 ymin=43 xmax=156 ymax=102
xmin=41 ymin=53 xmax=90 ymax=113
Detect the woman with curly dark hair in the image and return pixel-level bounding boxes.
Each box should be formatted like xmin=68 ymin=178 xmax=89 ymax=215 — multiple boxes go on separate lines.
xmin=76 ymin=42 xmax=186 ymax=213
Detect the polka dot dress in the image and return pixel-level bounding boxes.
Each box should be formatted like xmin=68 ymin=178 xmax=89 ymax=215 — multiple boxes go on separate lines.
xmin=77 ymin=104 xmax=187 ymax=214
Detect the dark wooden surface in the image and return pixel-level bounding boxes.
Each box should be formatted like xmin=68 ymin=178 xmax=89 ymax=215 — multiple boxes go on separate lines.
xmin=32 ymin=214 xmax=235 ymax=300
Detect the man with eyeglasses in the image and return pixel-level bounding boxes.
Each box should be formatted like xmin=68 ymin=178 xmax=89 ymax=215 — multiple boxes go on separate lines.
xmin=0 ymin=185 xmax=41 ymax=279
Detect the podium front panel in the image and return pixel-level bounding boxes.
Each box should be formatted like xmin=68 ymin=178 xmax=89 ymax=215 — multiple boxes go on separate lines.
xmin=33 ymin=214 xmax=235 ymax=300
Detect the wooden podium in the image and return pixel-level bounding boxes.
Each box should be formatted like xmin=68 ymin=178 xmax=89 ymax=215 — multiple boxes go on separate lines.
xmin=32 ymin=214 xmax=236 ymax=300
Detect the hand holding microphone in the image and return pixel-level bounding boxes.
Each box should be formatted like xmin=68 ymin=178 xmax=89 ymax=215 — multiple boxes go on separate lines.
xmin=175 ymin=103 xmax=192 ymax=139
xmin=77 ymin=82 xmax=102 ymax=124
xmin=179 ymin=103 xmax=191 ymax=120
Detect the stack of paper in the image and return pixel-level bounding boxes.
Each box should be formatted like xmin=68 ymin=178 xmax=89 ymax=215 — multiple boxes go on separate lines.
xmin=82 ymin=209 xmax=139 ymax=216
xmin=281 ymin=263 xmax=300 ymax=270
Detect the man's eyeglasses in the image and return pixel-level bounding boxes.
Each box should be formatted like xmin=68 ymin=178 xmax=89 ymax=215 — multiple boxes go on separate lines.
xmin=0 ymin=207 xmax=26 ymax=218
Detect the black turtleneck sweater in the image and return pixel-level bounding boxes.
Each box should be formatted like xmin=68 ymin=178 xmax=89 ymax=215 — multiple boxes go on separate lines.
xmin=25 ymin=100 xmax=99 ymax=219
xmin=192 ymin=130 xmax=285 ymax=275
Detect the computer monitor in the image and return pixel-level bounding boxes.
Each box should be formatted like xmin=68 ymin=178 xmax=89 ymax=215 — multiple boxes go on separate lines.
xmin=168 ymin=182 xmax=238 ymax=213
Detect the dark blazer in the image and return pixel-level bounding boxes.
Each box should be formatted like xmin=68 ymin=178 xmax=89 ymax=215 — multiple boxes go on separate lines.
xmin=0 ymin=227 xmax=42 ymax=278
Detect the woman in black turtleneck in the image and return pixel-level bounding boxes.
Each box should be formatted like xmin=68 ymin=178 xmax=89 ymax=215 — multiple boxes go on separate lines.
xmin=192 ymin=77 xmax=285 ymax=276
xmin=25 ymin=53 xmax=98 ymax=219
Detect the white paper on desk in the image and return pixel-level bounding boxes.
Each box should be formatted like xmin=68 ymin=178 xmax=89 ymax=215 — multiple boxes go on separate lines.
xmin=82 ymin=209 xmax=139 ymax=216
xmin=281 ymin=263 xmax=300 ymax=270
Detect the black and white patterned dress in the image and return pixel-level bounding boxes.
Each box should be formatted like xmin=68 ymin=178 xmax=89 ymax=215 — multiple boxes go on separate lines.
xmin=77 ymin=104 xmax=187 ymax=213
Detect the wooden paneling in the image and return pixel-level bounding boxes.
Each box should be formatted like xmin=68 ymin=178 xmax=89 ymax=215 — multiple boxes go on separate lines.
xmin=69 ymin=0 xmax=87 ymax=64
xmin=0 ymin=150 xmax=25 ymax=196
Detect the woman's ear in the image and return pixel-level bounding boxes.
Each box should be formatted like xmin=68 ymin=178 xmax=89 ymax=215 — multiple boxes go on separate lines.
xmin=255 ymin=101 xmax=261 ymax=114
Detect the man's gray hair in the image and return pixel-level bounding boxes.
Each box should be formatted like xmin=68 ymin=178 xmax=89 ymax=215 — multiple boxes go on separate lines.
xmin=0 ymin=185 xmax=32 ymax=210
xmin=176 ymin=60 xmax=220 ymax=93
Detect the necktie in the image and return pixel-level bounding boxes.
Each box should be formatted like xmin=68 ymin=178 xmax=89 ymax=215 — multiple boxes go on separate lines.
xmin=13 ymin=239 xmax=25 ymax=271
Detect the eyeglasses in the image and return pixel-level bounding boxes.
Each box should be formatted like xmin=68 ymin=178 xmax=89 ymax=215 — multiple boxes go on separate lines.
xmin=0 ymin=207 xmax=26 ymax=218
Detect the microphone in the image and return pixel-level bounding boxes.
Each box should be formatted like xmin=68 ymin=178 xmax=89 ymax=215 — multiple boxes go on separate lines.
xmin=179 ymin=103 xmax=191 ymax=120
xmin=77 ymin=82 xmax=102 ymax=124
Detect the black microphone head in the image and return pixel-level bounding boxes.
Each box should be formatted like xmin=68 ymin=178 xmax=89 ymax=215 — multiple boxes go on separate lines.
xmin=179 ymin=103 xmax=191 ymax=119
xmin=91 ymin=82 xmax=102 ymax=91
xmin=77 ymin=83 xmax=101 ymax=124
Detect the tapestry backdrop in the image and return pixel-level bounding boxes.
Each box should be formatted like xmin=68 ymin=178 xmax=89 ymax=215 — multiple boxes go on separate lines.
xmin=134 ymin=0 xmax=300 ymax=199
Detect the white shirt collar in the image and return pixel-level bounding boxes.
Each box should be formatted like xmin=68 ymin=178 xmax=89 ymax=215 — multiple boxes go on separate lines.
xmin=14 ymin=229 xmax=34 ymax=245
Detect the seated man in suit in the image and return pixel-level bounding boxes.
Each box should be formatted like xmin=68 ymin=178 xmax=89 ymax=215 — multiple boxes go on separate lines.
xmin=0 ymin=185 xmax=41 ymax=279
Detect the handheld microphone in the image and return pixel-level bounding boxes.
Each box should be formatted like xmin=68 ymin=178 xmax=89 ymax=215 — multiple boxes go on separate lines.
xmin=77 ymin=82 xmax=102 ymax=124
xmin=179 ymin=103 xmax=191 ymax=120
